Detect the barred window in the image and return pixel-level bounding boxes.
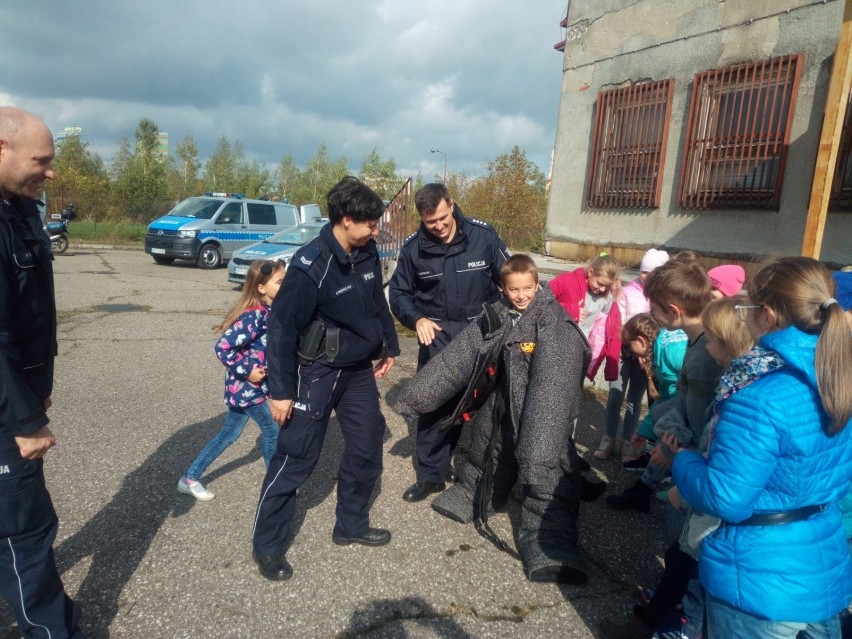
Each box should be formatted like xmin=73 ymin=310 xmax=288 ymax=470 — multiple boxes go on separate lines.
xmin=830 ymin=88 xmax=852 ymax=211
xmin=679 ymin=53 xmax=803 ymax=210
xmin=587 ymin=79 xmax=674 ymax=208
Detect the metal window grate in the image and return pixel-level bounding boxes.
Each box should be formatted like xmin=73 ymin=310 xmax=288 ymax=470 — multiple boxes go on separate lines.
xmin=830 ymin=88 xmax=852 ymax=212
xmin=587 ymin=79 xmax=675 ymax=208
xmin=679 ymin=53 xmax=803 ymax=210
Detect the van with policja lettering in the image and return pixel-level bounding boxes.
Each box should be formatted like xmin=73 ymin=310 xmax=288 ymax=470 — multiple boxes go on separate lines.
xmin=144 ymin=193 xmax=321 ymax=269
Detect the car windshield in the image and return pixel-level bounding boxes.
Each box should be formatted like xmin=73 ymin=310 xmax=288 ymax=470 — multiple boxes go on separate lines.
xmin=266 ymin=224 xmax=325 ymax=246
xmin=168 ymin=197 xmax=223 ymax=220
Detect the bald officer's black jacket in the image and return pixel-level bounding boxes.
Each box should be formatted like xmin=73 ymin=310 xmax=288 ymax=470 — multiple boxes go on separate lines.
xmin=0 ymin=197 xmax=56 ymax=445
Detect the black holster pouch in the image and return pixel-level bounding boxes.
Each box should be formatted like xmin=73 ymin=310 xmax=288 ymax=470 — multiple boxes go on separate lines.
xmin=298 ymin=319 xmax=326 ymax=365
xmin=325 ymin=327 xmax=340 ymax=363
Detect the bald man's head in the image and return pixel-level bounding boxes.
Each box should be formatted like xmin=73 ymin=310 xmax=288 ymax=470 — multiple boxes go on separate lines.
xmin=0 ymin=107 xmax=55 ymax=200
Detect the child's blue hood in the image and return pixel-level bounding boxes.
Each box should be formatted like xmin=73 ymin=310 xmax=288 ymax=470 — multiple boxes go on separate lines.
xmin=760 ymin=325 xmax=818 ymax=389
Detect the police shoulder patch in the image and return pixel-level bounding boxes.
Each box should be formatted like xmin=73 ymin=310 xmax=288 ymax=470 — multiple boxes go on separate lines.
xmin=289 ymin=242 xmax=323 ymax=273
xmin=403 ymin=231 xmax=419 ymax=246
xmin=468 ymin=218 xmax=492 ymax=229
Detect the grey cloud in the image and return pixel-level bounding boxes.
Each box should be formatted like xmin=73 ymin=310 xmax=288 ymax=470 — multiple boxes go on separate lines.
xmin=1 ymin=0 xmax=566 ymax=176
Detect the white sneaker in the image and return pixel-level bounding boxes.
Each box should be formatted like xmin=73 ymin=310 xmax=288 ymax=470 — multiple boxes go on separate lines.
xmin=593 ymin=435 xmax=615 ymax=460
xmin=177 ymin=477 xmax=215 ymax=501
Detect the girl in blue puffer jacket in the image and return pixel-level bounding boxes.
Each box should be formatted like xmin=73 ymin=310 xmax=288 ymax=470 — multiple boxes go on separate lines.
xmin=671 ymin=257 xmax=852 ymax=639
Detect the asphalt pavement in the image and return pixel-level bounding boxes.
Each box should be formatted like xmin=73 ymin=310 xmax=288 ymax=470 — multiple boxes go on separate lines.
xmin=1 ymin=248 xmax=665 ymax=639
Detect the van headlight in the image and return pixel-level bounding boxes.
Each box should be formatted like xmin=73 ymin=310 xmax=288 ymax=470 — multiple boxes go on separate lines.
xmin=178 ymin=229 xmax=198 ymax=238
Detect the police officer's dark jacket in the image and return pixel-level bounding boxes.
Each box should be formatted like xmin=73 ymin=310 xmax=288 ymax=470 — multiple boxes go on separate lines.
xmin=389 ymin=205 xmax=509 ymax=330
xmin=0 ymin=197 xmax=56 ymax=443
xmin=266 ymin=222 xmax=401 ymax=400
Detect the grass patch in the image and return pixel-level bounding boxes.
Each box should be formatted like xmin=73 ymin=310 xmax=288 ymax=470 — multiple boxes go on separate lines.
xmin=69 ymin=220 xmax=147 ymax=245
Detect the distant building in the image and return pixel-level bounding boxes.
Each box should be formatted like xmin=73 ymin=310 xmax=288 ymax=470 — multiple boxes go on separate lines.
xmin=547 ymin=0 xmax=851 ymax=266
xmin=54 ymin=126 xmax=82 ymax=144
xmin=157 ymin=132 xmax=169 ymax=157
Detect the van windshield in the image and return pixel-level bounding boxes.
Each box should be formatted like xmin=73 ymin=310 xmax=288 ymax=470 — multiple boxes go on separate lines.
xmin=168 ymin=198 xmax=223 ymax=220
xmin=266 ymin=224 xmax=325 ymax=246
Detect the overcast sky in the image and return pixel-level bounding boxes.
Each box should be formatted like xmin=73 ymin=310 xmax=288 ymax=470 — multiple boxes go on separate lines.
xmin=1 ymin=1 xmax=568 ymax=183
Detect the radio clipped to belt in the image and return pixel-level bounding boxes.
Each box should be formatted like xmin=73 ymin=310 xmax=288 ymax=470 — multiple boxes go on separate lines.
xmin=297 ymin=318 xmax=341 ymax=365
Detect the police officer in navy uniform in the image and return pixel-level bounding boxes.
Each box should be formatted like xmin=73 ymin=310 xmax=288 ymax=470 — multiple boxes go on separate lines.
xmin=252 ymin=176 xmax=400 ymax=581
xmin=390 ymin=183 xmax=509 ymax=503
xmin=0 ymin=107 xmax=83 ymax=637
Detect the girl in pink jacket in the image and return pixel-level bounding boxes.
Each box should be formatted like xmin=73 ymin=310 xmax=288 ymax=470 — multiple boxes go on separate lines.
xmin=595 ymin=249 xmax=668 ymax=462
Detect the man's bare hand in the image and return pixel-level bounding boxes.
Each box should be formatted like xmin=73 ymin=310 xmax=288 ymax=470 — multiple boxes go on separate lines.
xmin=15 ymin=426 xmax=56 ymax=459
xmin=374 ymin=357 xmax=394 ymax=378
xmin=269 ymin=399 xmax=293 ymax=426
xmin=415 ymin=318 xmax=442 ymax=346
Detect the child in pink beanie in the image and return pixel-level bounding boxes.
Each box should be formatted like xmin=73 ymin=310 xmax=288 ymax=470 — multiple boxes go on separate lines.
xmin=708 ymin=264 xmax=745 ymax=298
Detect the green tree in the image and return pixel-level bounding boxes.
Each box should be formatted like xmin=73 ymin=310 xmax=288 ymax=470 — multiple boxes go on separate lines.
xmin=109 ymin=137 xmax=134 ymax=217
xmin=235 ymin=158 xmax=273 ymax=199
xmin=275 ymin=153 xmax=301 ymax=203
xmin=110 ymin=118 xmax=169 ymax=221
xmin=45 ymin=134 xmax=110 ymax=221
xmin=297 ymin=144 xmax=349 ymax=212
xmin=461 ymin=146 xmax=547 ymax=251
xmin=169 ymin=134 xmax=200 ymax=201
xmin=359 ymin=147 xmax=399 ymax=200
xmin=203 ymin=136 xmax=240 ymax=192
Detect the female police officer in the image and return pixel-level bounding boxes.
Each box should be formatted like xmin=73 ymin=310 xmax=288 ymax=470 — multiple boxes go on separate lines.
xmin=251 ymin=176 xmax=400 ymax=581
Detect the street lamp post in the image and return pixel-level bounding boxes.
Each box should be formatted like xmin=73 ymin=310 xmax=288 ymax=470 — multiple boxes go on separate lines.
xmin=430 ymin=149 xmax=448 ymax=183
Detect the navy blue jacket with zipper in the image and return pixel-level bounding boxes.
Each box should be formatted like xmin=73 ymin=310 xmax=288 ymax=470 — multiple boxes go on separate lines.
xmin=389 ymin=206 xmax=510 ymax=331
xmin=0 ymin=197 xmax=56 ymax=447
xmin=266 ymin=223 xmax=400 ymax=400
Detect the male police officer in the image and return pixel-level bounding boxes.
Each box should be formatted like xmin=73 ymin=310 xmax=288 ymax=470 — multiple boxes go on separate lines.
xmin=0 ymin=107 xmax=83 ymax=637
xmin=252 ymin=177 xmax=400 ymax=581
xmin=390 ymin=183 xmax=509 ymax=503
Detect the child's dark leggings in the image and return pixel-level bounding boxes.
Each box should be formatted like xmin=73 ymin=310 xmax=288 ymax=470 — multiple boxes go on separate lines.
xmin=637 ymin=542 xmax=700 ymax=629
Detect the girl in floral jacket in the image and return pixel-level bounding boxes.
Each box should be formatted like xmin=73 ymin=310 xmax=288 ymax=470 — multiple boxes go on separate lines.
xmin=178 ymin=260 xmax=285 ymax=501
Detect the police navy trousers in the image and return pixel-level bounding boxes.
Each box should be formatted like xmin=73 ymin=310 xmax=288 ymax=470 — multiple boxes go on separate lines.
xmin=414 ymin=322 xmax=467 ymax=484
xmin=252 ymin=360 xmax=385 ymax=556
xmin=0 ymin=449 xmax=82 ymax=638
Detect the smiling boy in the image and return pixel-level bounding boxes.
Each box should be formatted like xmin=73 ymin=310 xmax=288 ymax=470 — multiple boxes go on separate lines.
xmin=398 ymin=254 xmax=595 ymax=583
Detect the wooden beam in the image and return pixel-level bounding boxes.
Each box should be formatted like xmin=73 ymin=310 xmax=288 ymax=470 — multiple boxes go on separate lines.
xmin=802 ymin=0 xmax=852 ymax=258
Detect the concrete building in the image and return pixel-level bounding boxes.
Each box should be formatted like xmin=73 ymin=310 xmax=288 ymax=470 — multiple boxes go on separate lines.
xmin=547 ymin=0 xmax=851 ymax=267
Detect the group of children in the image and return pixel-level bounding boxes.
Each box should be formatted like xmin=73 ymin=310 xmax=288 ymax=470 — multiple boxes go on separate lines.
xmin=174 ymin=245 xmax=851 ymax=639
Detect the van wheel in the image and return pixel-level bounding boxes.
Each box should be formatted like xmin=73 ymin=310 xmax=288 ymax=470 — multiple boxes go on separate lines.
xmin=197 ymin=244 xmax=222 ymax=269
xmin=153 ymin=256 xmax=175 ymax=265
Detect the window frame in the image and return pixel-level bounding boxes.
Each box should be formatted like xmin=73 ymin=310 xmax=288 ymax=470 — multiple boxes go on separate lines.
xmin=829 ymin=87 xmax=852 ymax=212
xmin=587 ymin=79 xmax=675 ymax=208
xmin=678 ymin=53 xmax=804 ymax=210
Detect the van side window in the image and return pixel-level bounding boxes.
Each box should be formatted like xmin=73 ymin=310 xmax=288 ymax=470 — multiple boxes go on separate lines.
xmin=275 ymin=204 xmax=299 ymax=226
xmin=216 ymin=202 xmax=244 ymax=225
xmin=247 ymin=203 xmax=277 ymax=226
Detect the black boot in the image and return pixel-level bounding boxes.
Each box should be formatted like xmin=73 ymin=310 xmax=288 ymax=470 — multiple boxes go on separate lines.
xmin=605 ymin=479 xmax=652 ymax=513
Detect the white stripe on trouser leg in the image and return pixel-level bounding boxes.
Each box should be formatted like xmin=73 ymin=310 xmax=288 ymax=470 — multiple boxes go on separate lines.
xmin=7 ymin=537 xmax=53 ymax=639
xmin=252 ymin=455 xmax=290 ymax=540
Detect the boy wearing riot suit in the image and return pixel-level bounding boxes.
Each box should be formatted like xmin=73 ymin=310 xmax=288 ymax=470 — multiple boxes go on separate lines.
xmin=396 ymin=255 xmax=592 ymax=584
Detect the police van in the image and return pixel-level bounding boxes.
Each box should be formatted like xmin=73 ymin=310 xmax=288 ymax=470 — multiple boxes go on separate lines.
xmin=144 ymin=193 xmax=321 ymax=269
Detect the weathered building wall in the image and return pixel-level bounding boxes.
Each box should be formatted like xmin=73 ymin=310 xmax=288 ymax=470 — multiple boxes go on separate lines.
xmin=547 ymin=0 xmax=851 ymax=266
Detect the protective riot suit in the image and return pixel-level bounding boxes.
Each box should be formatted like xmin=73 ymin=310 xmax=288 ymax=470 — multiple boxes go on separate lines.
xmin=396 ymin=285 xmax=591 ymax=583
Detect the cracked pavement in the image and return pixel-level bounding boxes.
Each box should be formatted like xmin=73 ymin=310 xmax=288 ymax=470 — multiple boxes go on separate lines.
xmin=1 ymin=248 xmax=666 ymax=639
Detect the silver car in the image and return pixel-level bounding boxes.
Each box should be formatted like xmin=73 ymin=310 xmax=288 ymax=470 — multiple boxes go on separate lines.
xmin=226 ymin=221 xmax=327 ymax=284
